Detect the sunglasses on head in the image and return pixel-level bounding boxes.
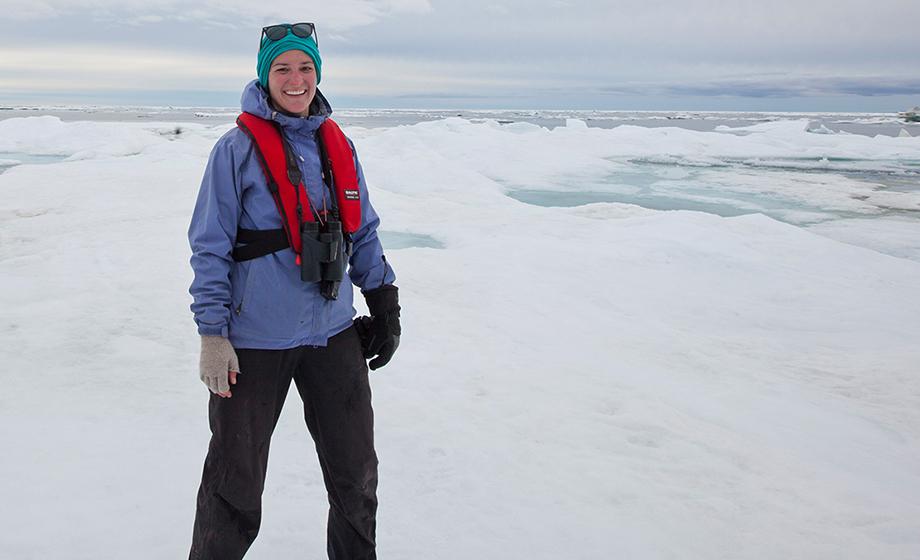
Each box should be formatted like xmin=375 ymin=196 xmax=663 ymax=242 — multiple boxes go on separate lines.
xmin=260 ymin=22 xmax=318 ymax=47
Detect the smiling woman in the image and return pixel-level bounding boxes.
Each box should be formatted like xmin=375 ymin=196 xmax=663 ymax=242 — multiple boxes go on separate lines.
xmin=267 ymin=50 xmax=317 ymax=115
xmin=186 ymin=21 xmax=401 ymax=560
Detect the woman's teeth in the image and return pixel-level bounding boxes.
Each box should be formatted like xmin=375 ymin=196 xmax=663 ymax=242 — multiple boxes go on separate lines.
xmin=284 ymin=90 xmax=306 ymax=96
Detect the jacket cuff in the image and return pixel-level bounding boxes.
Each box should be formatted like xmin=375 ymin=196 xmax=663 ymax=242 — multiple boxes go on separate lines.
xmin=197 ymin=323 xmax=229 ymax=337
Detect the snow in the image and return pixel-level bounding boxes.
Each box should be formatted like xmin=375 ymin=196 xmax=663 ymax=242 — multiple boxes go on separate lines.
xmin=1 ymin=114 xmax=920 ymax=559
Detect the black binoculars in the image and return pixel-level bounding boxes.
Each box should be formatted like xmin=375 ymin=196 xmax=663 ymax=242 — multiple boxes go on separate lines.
xmin=300 ymin=220 xmax=346 ymax=289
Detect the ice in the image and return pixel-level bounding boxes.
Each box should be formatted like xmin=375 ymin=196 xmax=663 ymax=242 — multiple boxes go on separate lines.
xmin=806 ymin=217 xmax=920 ymax=261
xmin=1 ymin=114 xmax=920 ymax=559
xmin=807 ymin=123 xmax=836 ymax=134
xmin=378 ymin=230 xmax=445 ymax=249
xmin=565 ymin=117 xmax=589 ymax=129
xmin=508 ymin=189 xmax=646 ymax=209
xmin=347 ymin=117 xmax=920 ymax=245
xmin=0 ymin=152 xmax=71 ymax=172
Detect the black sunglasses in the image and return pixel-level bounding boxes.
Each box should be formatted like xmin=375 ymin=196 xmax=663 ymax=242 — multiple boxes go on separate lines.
xmin=260 ymin=23 xmax=318 ymax=47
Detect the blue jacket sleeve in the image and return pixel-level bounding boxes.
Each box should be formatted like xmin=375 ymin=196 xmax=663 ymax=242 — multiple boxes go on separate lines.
xmin=188 ymin=134 xmax=244 ymax=336
xmin=348 ymin=144 xmax=397 ymax=292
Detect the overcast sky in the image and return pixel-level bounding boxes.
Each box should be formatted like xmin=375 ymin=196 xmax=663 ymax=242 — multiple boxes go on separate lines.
xmin=1 ymin=0 xmax=918 ymax=111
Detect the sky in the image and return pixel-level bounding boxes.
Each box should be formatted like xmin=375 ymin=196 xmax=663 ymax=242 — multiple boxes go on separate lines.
xmin=0 ymin=0 xmax=918 ymax=111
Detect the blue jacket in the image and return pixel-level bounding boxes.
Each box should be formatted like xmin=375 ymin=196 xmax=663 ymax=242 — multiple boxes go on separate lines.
xmin=188 ymin=80 xmax=396 ymax=349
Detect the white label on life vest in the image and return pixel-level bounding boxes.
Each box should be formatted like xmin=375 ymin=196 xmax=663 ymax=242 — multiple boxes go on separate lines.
xmin=344 ymin=189 xmax=360 ymax=200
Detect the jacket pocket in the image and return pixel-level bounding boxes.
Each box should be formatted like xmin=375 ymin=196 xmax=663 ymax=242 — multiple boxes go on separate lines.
xmin=230 ymin=255 xmax=307 ymax=339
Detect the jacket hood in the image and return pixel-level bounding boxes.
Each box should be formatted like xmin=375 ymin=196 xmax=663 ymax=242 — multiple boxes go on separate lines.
xmin=239 ymin=79 xmax=332 ymax=133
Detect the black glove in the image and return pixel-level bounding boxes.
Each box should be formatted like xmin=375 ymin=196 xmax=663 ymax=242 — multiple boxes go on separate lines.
xmin=354 ymin=285 xmax=401 ymax=370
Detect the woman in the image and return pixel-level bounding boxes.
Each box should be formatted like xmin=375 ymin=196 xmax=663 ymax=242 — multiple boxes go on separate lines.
xmin=187 ymin=22 xmax=400 ymax=560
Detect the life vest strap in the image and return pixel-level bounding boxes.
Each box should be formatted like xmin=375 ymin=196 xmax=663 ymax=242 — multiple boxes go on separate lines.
xmin=232 ymin=228 xmax=289 ymax=262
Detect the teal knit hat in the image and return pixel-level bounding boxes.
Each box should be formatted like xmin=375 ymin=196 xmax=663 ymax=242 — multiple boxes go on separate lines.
xmin=257 ymin=27 xmax=322 ymax=87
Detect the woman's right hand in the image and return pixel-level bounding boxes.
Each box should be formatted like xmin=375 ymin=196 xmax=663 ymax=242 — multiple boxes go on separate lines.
xmin=199 ymin=336 xmax=241 ymax=398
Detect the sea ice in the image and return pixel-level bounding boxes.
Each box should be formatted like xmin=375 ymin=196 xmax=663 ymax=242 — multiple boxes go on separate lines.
xmin=1 ymin=114 xmax=919 ymax=559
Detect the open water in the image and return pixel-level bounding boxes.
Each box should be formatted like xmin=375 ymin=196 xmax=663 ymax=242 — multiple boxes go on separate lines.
xmin=2 ymin=105 xmax=918 ymax=137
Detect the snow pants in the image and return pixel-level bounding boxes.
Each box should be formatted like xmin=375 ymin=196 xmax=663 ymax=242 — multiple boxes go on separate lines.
xmin=189 ymin=326 xmax=378 ymax=560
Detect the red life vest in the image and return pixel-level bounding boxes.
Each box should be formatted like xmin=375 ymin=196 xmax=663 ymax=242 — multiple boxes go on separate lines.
xmin=235 ymin=112 xmax=362 ymax=262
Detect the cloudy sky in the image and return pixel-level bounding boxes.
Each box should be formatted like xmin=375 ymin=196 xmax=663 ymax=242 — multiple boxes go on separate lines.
xmin=1 ymin=0 xmax=918 ymax=111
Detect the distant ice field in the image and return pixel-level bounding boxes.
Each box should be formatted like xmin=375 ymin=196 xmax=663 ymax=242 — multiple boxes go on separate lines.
xmin=3 ymin=104 xmax=919 ymax=135
xmin=2 ymin=112 xmax=918 ymax=261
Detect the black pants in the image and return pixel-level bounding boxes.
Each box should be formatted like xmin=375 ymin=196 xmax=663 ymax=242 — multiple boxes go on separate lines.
xmin=189 ymin=326 xmax=377 ymax=560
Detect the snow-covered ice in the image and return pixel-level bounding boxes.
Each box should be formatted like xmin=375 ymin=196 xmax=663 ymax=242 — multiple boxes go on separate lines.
xmin=1 ymin=114 xmax=919 ymax=559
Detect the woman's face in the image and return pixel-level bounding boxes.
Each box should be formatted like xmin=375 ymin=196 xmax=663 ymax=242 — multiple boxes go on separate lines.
xmin=267 ymin=49 xmax=317 ymax=116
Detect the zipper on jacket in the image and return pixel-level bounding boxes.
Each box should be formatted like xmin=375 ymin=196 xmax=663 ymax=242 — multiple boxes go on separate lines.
xmin=235 ymin=262 xmax=255 ymax=315
xmin=235 ymin=274 xmax=247 ymax=315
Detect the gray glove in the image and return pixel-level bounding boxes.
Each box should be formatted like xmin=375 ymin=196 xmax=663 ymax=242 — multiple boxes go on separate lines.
xmin=199 ymin=335 xmax=240 ymax=394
